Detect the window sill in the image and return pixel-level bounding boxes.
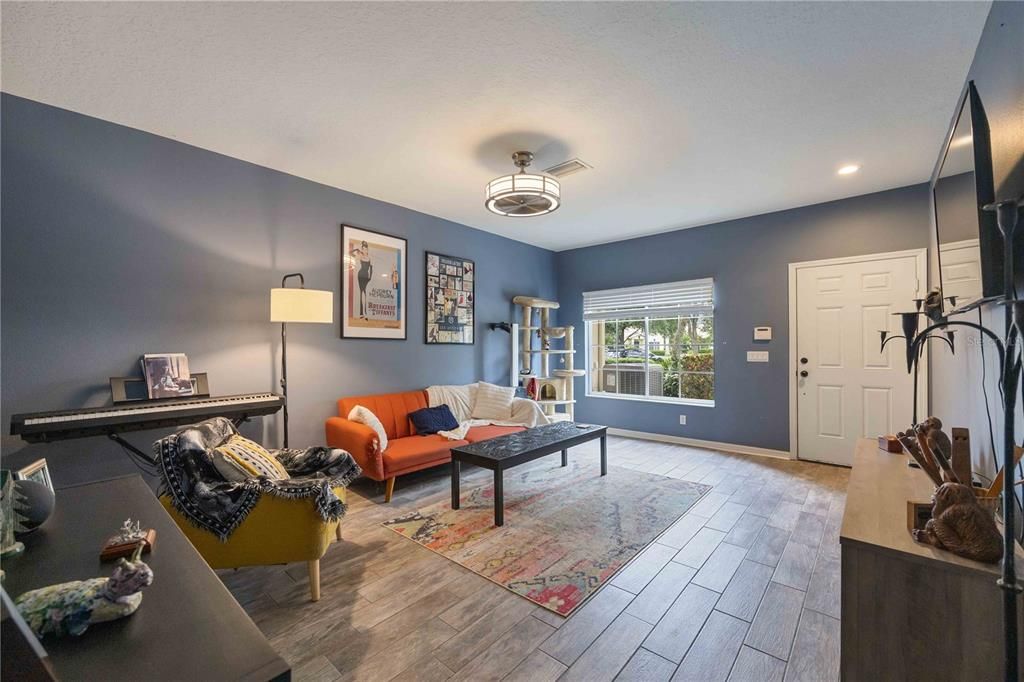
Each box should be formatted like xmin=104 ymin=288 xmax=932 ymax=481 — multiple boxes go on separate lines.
xmin=584 ymin=392 xmax=715 ymax=408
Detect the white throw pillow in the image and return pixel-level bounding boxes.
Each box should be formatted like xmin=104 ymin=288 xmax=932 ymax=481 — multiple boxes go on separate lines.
xmin=472 ymin=382 xmax=515 ymax=421
xmin=348 ymin=405 xmax=388 ymax=451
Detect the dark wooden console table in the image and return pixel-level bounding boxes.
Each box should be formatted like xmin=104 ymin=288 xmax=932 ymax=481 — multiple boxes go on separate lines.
xmin=450 ymin=422 xmax=607 ymax=526
xmin=2 ymin=475 xmax=289 ymax=681
xmin=840 ymin=438 xmax=1024 ymax=681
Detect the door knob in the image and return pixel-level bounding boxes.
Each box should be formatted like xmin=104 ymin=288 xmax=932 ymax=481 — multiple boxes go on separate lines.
xmin=799 ymin=370 xmax=809 ymax=378
xmin=800 ymin=357 xmax=808 ymax=364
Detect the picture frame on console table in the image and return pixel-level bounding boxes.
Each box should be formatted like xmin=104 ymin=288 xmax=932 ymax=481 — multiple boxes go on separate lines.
xmin=14 ymin=459 xmax=53 ymax=493
xmin=425 ymin=251 xmax=474 ymax=344
xmin=341 ymin=224 xmax=407 ymax=340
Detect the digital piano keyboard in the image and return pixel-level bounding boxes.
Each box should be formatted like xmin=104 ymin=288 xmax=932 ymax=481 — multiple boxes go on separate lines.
xmin=10 ymin=392 xmax=285 ymax=443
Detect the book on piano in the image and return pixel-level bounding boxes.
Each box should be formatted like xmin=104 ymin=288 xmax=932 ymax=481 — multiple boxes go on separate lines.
xmin=141 ymin=353 xmax=194 ymax=400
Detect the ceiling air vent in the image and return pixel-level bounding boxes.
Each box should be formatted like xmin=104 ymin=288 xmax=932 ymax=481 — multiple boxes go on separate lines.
xmin=543 ymin=158 xmax=592 ymax=178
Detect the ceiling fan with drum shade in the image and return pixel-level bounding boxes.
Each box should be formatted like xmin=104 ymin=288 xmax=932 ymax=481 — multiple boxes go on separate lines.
xmin=485 ymin=151 xmax=561 ymax=217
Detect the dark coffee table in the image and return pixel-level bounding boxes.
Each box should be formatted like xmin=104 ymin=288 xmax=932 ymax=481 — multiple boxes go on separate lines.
xmin=450 ymin=421 xmax=608 ymax=526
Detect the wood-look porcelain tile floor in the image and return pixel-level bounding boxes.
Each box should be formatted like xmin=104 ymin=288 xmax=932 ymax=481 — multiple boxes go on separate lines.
xmin=218 ymin=436 xmax=848 ymax=682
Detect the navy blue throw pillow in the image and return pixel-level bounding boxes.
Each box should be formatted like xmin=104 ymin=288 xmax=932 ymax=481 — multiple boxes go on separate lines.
xmin=409 ymin=405 xmax=460 ymax=435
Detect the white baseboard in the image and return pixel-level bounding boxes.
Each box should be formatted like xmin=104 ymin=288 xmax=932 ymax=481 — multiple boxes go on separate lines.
xmin=606 ymin=427 xmax=793 ymax=461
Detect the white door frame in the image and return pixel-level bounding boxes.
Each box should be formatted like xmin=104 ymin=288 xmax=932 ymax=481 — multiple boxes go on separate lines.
xmin=788 ymin=248 xmax=928 ymax=461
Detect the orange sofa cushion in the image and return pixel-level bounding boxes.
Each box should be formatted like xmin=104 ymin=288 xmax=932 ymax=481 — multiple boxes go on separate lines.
xmin=464 ymin=425 xmax=526 ymax=443
xmin=337 ymin=390 xmax=428 ymax=440
xmin=383 ymin=434 xmax=468 ymax=475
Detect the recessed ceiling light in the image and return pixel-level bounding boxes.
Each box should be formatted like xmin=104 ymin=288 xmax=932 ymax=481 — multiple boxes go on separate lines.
xmin=837 ymin=164 xmax=860 ymax=176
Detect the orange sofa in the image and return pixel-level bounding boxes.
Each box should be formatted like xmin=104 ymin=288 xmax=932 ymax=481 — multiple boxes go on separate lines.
xmin=325 ymin=389 xmax=525 ymax=502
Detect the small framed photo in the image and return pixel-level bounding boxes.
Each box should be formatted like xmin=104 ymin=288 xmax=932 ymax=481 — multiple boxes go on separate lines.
xmin=15 ymin=458 xmax=53 ymax=492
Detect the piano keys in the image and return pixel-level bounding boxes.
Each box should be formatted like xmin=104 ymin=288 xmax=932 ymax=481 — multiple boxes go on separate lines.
xmin=10 ymin=393 xmax=284 ymax=444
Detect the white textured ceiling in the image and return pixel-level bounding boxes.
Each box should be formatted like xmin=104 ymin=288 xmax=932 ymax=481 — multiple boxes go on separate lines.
xmin=1 ymin=2 xmax=991 ymax=251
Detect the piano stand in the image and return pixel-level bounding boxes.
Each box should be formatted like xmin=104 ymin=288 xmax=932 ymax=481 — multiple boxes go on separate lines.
xmin=107 ymin=416 xmax=251 ymax=468
xmin=108 ymin=433 xmax=158 ymax=466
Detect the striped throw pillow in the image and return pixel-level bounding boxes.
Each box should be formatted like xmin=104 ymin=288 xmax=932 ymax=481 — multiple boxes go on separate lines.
xmin=471 ymin=382 xmax=515 ymax=421
xmin=212 ymin=434 xmax=290 ymax=481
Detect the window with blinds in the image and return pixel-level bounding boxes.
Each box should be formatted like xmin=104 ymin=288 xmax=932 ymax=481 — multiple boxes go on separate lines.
xmin=583 ymin=278 xmax=715 ymax=405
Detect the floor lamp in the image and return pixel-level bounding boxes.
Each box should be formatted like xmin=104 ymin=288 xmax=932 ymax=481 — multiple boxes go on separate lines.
xmin=270 ymin=273 xmax=333 ymax=448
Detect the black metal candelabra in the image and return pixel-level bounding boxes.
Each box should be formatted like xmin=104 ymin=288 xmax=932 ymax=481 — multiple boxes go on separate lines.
xmin=879 ymin=295 xmax=957 ymax=424
xmin=880 ymin=197 xmax=1023 ymax=681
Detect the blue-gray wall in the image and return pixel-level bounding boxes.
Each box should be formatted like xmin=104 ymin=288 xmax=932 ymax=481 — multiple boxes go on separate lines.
xmin=556 ymin=184 xmax=931 ymax=452
xmin=0 ymin=94 xmax=557 ymax=487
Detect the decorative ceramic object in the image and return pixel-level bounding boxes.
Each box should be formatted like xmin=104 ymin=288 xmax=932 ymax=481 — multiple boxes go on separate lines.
xmin=915 ymin=418 xmax=959 ymax=483
xmin=912 ymin=482 xmax=1003 ymax=564
xmin=925 ymin=420 xmax=954 ymax=464
xmin=11 ymin=479 xmax=54 ymax=535
xmin=101 ymin=519 xmax=156 ymax=561
xmin=15 ymin=543 xmax=154 ymax=637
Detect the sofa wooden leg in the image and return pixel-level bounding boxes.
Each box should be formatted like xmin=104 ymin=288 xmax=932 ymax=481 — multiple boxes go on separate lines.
xmin=335 ymin=523 xmax=343 ymax=541
xmin=308 ymin=559 xmax=321 ymax=602
xmin=384 ymin=477 xmax=396 ymax=503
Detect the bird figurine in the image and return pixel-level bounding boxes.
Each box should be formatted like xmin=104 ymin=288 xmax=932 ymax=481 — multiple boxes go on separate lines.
xmin=15 ymin=542 xmax=154 ymax=637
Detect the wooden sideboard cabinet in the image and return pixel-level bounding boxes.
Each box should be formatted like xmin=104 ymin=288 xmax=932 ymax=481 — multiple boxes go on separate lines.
xmin=840 ymin=438 xmax=1024 ymax=681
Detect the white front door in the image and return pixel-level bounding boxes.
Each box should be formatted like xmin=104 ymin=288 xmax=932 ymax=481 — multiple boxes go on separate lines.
xmin=794 ymin=252 xmax=924 ymax=466
xmin=939 ymin=238 xmax=983 ymax=305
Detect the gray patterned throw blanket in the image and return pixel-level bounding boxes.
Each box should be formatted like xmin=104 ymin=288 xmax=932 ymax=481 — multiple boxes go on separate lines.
xmin=156 ymin=417 xmax=361 ymax=540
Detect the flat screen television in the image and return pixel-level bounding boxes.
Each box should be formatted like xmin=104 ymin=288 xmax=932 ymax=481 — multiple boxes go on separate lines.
xmin=931 ymin=81 xmax=1001 ymax=314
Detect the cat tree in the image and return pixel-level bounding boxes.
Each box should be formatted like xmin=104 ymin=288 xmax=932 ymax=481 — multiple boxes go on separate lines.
xmin=503 ymin=296 xmax=585 ymax=422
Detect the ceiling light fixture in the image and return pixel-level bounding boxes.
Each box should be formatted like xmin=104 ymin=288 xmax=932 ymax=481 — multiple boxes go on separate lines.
xmin=837 ymin=164 xmax=861 ymax=176
xmin=485 ymin=151 xmax=561 ymax=217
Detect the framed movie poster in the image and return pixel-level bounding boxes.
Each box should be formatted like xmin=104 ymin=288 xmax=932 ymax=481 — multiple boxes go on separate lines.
xmin=341 ymin=225 xmax=407 ymax=339
xmin=425 ymin=251 xmax=474 ymax=344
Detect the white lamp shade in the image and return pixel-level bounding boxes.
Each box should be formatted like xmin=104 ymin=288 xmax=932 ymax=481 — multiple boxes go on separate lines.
xmin=270 ymin=288 xmax=334 ymax=323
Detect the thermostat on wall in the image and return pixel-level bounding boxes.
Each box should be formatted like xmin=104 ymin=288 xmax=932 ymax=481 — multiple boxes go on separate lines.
xmin=753 ymin=326 xmax=772 ymax=341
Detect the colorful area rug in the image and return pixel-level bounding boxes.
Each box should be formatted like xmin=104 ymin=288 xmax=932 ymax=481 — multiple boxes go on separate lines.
xmin=382 ymin=461 xmax=710 ymax=616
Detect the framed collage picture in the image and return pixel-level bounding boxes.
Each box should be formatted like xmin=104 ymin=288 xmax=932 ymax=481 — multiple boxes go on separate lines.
xmin=425 ymin=252 xmax=474 ymax=344
xmin=341 ymin=224 xmax=407 ymax=339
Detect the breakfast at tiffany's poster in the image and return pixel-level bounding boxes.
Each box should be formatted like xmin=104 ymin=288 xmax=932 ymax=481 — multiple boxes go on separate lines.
xmin=341 ymin=224 xmax=407 ymax=339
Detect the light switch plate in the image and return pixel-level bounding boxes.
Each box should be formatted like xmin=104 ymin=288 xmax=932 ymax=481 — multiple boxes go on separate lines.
xmin=753 ymin=326 xmax=772 ymax=341
xmin=746 ymin=351 xmax=769 ymax=363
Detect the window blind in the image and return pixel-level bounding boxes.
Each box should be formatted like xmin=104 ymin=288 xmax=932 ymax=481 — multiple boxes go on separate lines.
xmin=582 ymin=278 xmax=714 ymax=320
